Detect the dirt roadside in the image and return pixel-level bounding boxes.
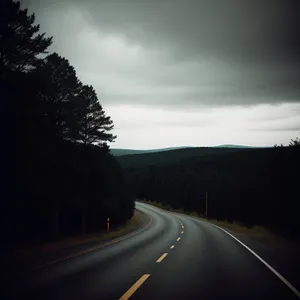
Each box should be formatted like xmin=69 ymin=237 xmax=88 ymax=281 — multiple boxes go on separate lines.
xmin=2 ymin=209 xmax=150 ymax=277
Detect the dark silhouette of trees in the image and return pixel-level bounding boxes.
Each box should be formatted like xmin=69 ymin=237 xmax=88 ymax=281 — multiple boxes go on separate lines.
xmin=0 ymin=0 xmax=52 ymax=79
xmin=289 ymin=134 xmax=300 ymax=148
xmin=274 ymin=134 xmax=300 ymax=148
xmin=33 ymin=52 xmax=82 ymax=141
xmin=75 ymin=85 xmax=116 ymax=147
xmin=123 ymin=146 xmax=299 ymax=239
xmin=274 ymin=144 xmax=284 ymax=148
xmin=2 ymin=0 xmax=134 ymax=248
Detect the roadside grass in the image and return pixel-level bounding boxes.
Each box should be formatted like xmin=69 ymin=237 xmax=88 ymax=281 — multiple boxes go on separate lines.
xmin=100 ymin=214 xmax=142 ymax=241
xmin=139 ymin=199 xmax=186 ymax=214
xmin=10 ymin=213 xmax=142 ymax=261
xmin=139 ymin=199 xmax=284 ymax=245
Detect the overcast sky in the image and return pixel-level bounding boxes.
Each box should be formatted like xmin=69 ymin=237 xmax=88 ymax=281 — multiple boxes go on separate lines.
xmin=22 ymin=0 xmax=300 ymax=149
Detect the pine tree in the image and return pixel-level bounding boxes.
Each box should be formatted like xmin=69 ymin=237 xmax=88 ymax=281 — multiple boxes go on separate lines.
xmin=0 ymin=0 xmax=52 ymax=79
xmin=34 ymin=52 xmax=81 ymax=140
xmin=75 ymin=85 xmax=116 ymax=148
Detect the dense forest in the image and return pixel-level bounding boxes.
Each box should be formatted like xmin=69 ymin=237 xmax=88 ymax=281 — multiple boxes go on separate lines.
xmin=122 ymin=143 xmax=299 ymax=239
xmin=115 ymin=147 xmax=252 ymax=169
xmin=2 ymin=0 xmax=134 ymax=249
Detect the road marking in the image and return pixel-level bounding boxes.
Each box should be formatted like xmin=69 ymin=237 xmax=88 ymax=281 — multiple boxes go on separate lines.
xmin=181 ymin=231 xmax=184 ymax=234
xmin=34 ymin=213 xmax=153 ymax=270
xmin=169 ymin=208 xmax=300 ymax=299
xmin=141 ymin=202 xmax=300 ymax=299
xmin=156 ymin=253 xmax=168 ymax=263
xmin=119 ymin=274 xmax=150 ymax=300
xmin=177 ymin=237 xmax=181 ymax=241
xmin=170 ymin=245 xmax=175 ymax=249
xmin=151 ymin=205 xmax=300 ymax=300
xmin=211 ymin=224 xmax=300 ymax=299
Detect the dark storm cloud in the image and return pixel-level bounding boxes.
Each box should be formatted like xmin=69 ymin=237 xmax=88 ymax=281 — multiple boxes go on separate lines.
xmin=22 ymin=0 xmax=300 ymax=108
xmin=71 ymin=0 xmax=300 ymax=63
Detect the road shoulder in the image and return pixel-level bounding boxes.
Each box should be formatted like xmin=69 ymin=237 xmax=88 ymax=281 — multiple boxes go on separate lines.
xmin=211 ymin=224 xmax=300 ymax=293
xmin=141 ymin=201 xmax=300 ymax=293
xmin=3 ymin=210 xmax=150 ymax=275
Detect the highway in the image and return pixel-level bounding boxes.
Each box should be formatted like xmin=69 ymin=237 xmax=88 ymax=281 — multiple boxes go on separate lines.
xmin=10 ymin=202 xmax=300 ymax=300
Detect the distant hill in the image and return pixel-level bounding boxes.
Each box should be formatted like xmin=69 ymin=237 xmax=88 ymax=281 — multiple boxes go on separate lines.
xmin=115 ymin=147 xmax=254 ymax=170
xmin=110 ymin=149 xmax=149 ymax=156
xmin=110 ymin=145 xmax=260 ymax=157
xmin=110 ymin=146 xmax=192 ymax=156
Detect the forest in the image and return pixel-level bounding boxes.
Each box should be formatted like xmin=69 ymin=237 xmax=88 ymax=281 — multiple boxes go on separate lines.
xmin=2 ymin=0 xmax=134 ymax=249
xmin=122 ymin=144 xmax=300 ymax=239
xmin=3 ymin=0 xmax=299 ymax=252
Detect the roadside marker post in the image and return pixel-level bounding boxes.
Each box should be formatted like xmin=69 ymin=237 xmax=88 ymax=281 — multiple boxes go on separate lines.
xmin=107 ymin=217 xmax=110 ymax=232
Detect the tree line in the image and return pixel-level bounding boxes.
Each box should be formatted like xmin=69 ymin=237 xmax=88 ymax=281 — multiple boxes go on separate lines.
xmin=125 ymin=142 xmax=299 ymax=239
xmin=1 ymin=0 xmax=134 ymax=248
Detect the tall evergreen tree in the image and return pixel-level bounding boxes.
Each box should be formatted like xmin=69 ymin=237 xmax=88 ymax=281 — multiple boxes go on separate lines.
xmin=0 ymin=0 xmax=52 ymax=79
xmin=75 ymin=85 xmax=116 ymax=147
xmin=34 ymin=52 xmax=81 ymax=140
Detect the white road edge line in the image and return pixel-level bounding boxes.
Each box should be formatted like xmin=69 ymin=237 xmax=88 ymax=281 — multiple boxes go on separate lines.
xmin=211 ymin=223 xmax=300 ymax=299
xmin=141 ymin=202 xmax=300 ymax=299
xmin=147 ymin=204 xmax=300 ymax=300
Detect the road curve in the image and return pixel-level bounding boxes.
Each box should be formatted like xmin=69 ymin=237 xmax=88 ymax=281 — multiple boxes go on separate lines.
xmin=9 ymin=202 xmax=299 ymax=300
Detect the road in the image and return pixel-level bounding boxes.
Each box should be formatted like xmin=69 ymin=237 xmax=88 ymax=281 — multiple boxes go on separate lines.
xmin=8 ymin=202 xmax=300 ymax=300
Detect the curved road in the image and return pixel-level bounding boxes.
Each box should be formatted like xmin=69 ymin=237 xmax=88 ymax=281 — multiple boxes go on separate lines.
xmin=10 ymin=202 xmax=299 ymax=299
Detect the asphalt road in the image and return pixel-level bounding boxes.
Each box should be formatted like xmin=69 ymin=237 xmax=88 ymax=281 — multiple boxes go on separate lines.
xmin=8 ymin=202 xmax=300 ymax=300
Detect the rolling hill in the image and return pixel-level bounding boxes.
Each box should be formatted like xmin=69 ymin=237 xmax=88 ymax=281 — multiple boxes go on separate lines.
xmin=110 ymin=144 xmax=261 ymax=157
xmin=114 ymin=146 xmax=255 ymax=170
xmin=110 ymin=146 xmax=192 ymax=156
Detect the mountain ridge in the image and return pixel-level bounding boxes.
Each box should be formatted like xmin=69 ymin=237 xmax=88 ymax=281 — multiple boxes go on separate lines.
xmin=110 ymin=145 xmax=264 ymax=156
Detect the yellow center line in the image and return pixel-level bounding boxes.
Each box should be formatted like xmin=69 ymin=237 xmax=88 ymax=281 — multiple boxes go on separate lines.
xmin=119 ymin=274 xmax=151 ymax=300
xmin=170 ymin=245 xmax=175 ymax=249
xmin=177 ymin=237 xmax=181 ymax=241
xmin=156 ymin=252 xmax=168 ymax=263
xmin=181 ymin=231 xmax=184 ymax=234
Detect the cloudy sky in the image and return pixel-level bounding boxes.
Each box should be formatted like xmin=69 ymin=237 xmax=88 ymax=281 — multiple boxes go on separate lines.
xmin=23 ymin=0 xmax=300 ymax=149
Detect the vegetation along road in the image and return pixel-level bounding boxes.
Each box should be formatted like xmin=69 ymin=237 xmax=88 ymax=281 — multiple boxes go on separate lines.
xmin=10 ymin=202 xmax=300 ymax=299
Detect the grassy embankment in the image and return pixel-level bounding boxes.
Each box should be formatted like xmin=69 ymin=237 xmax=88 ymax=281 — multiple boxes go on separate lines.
xmin=11 ymin=213 xmax=142 ymax=261
xmin=139 ymin=199 xmax=285 ymax=245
